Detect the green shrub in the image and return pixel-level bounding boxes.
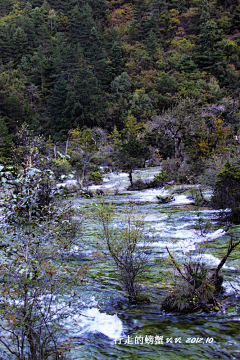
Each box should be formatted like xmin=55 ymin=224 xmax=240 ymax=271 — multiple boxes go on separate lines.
xmin=151 ymin=170 xmax=168 ymax=187
xmin=128 ymin=179 xmax=149 ymax=190
xmin=161 ymin=159 xmax=180 ymax=183
xmin=162 ymin=251 xmax=218 ymax=314
xmin=94 ymin=200 xmax=151 ymax=304
xmin=193 ymin=212 xmax=212 ymax=235
xmin=51 ymin=158 xmax=72 ymax=179
xmin=89 ymin=171 xmax=103 ymax=184
xmin=156 ymin=195 xmax=174 ymax=203
xmin=189 ymin=189 xmax=209 ymax=207
xmin=212 ymin=160 xmax=240 ymax=223
xmin=198 ymin=154 xmax=229 ymax=187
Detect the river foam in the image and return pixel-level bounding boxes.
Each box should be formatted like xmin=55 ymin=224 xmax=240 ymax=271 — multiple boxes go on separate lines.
xmin=62 ymin=307 xmax=124 ymax=339
xmin=145 ymin=224 xmax=227 ymax=254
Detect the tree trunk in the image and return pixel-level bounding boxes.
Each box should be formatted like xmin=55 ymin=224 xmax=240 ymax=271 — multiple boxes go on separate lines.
xmin=65 ymin=136 xmax=69 ymax=156
xmin=211 ymin=236 xmax=240 ymax=293
xmin=27 ymin=330 xmax=38 ymax=360
xmin=174 ymin=137 xmax=183 ymax=162
xmin=128 ymin=169 xmax=133 ymax=187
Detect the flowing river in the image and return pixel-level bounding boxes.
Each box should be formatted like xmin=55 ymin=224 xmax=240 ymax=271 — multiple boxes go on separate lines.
xmin=59 ymin=166 xmax=240 ymax=360
xmin=2 ymin=166 xmax=238 ymax=360
xmin=1 ymin=167 xmax=240 ymax=360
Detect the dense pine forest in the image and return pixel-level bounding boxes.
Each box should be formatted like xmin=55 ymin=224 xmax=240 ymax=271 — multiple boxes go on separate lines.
xmin=0 ymin=0 xmax=239 ymax=145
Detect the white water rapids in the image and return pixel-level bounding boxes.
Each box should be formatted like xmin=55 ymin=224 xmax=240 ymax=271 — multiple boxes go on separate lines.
xmin=63 ymin=167 xmax=238 ymax=341
xmin=57 ymin=167 xmax=240 ymax=345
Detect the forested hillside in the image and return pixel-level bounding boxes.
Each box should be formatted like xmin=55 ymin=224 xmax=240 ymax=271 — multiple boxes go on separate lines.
xmin=0 ymin=0 xmax=239 ymax=168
